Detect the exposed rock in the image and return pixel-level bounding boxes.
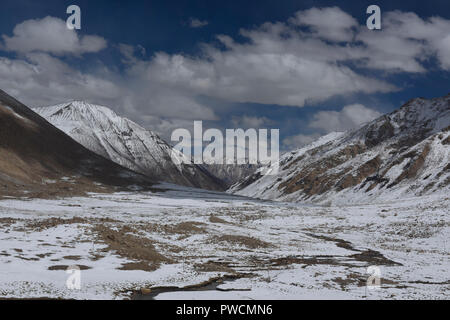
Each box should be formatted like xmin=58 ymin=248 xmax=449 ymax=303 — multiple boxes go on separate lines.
xmin=231 ymin=94 xmax=450 ymax=204
xmin=34 ymin=101 xmax=225 ymax=191
xmin=0 ymin=89 xmax=154 ymax=198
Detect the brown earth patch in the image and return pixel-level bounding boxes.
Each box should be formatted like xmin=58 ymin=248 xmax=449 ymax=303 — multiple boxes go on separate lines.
xmin=48 ymin=265 xmax=91 ymax=271
xmin=306 ymin=233 xmax=354 ymax=251
xmin=307 ymin=233 xmax=402 ymax=266
xmin=15 ymin=255 xmax=40 ymax=261
xmin=213 ymin=234 xmax=272 ymax=249
xmin=62 ymin=255 xmax=82 ymax=261
xmin=26 ymin=217 xmax=88 ymax=231
xmin=278 ymin=144 xmax=365 ymax=196
xmin=140 ymin=221 xmax=206 ymax=236
xmin=209 ymin=215 xmax=230 ymax=224
xmin=0 ymin=217 xmax=21 ymax=226
xmin=93 ymin=225 xmax=171 ymax=272
xmin=89 ymin=253 xmax=105 ymax=261
xmin=118 ymin=262 xmax=158 ymax=272
xmin=331 ymin=273 xmax=366 ymax=289
xmin=269 ymin=255 xmax=342 ymax=267
xmin=390 ymin=143 xmax=431 ymax=187
xmin=349 ymin=250 xmax=402 ymax=266
xmin=331 ymin=273 xmax=403 ymax=290
xmin=157 ymin=243 xmax=183 ymax=254
xmin=336 ymin=156 xmax=381 ymax=190
xmin=282 ymin=154 xmax=306 ymax=171
xmin=194 ymin=261 xmax=236 ymax=273
xmin=170 ymin=222 xmax=206 ymax=234
xmin=365 ymin=118 xmax=395 ymax=148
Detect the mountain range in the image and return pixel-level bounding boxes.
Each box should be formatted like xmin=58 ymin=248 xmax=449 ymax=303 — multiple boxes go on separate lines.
xmin=231 ymin=94 xmax=450 ymax=204
xmin=202 ymin=162 xmax=259 ymax=187
xmin=34 ymin=101 xmax=225 ymax=191
xmin=2 ymin=87 xmax=449 ymax=203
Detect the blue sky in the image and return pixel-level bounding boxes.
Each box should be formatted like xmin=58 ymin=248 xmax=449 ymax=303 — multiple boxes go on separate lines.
xmin=0 ymin=0 xmax=449 ymax=150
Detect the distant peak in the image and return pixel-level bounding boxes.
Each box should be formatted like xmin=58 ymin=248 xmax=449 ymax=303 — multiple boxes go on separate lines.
xmin=60 ymin=100 xmax=117 ymax=115
xmin=67 ymin=100 xmax=97 ymax=108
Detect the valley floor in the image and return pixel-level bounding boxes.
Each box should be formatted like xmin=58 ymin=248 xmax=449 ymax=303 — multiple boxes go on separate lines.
xmin=0 ymin=185 xmax=448 ymax=299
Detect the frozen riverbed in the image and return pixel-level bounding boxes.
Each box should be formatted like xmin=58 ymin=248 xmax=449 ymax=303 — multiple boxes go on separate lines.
xmin=0 ymin=184 xmax=448 ymax=299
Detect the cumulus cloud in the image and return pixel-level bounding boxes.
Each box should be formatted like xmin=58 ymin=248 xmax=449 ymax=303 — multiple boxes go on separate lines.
xmin=282 ymin=104 xmax=381 ymax=149
xmin=231 ymin=116 xmax=272 ymax=128
xmin=1 ymin=7 xmax=450 ymax=142
xmin=354 ymin=11 xmax=450 ymax=72
xmin=131 ymin=23 xmax=396 ymax=108
xmin=134 ymin=7 xmax=450 ymax=113
xmin=0 ymin=53 xmax=121 ymax=107
xmin=117 ymin=43 xmax=146 ymax=64
xmin=309 ymin=104 xmax=381 ymax=132
xmin=290 ymin=6 xmax=358 ymax=42
xmin=188 ymin=18 xmax=209 ymax=28
xmin=2 ymin=16 xmax=106 ymax=55
xmin=282 ymin=133 xmax=322 ymax=149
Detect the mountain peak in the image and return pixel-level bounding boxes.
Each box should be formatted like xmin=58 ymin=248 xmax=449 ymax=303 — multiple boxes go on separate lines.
xmin=35 ymin=101 xmax=226 ymax=190
xmin=0 ymin=89 xmax=154 ymax=198
xmin=47 ymin=100 xmax=119 ymax=119
xmin=232 ymin=94 xmax=450 ymax=204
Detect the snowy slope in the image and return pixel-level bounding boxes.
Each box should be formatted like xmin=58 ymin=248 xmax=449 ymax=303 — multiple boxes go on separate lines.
xmin=231 ymin=94 xmax=450 ymax=204
xmin=0 ymin=89 xmax=154 ymax=198
xmin=35 ymin=101 xmax=225 ymax=191
xmin=203 ymin=162 xmax=260 ymax=188
xmin=0 ymin=187 xmax=448 ymax=299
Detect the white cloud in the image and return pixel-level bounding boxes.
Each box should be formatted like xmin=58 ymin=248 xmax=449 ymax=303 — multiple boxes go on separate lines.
xmin=119 ymin=6 xmax=450 ymax=111
xmin=188 ymin=18 xmax=209 ymax=28
xmin=231 ymin=115 xmax=271 ymax=128
xmin=118 ymin=43 xmax=146 ymax=64
xmin=282 ymin=133 xmax=322 ymax=149
xmin=0 ymin=53 xmax=121 ymax=107
xmin=290 ymin=6 xmax=358 ymax=42
xmin=1 ymin=8 xmax=450 ymax=142
xmin=282 ymin=104 xmax=381 ymax=150
xmin=355 ymin=11 xmax=450 ymax=72
xmin=138 ymin=116 xmax=196 ymax=143
xmin=436 ymin=34 xmax=450 ymax=69
xmin=2 ymin=16 xmax=106 ymax=55
xmin=309 ymin=104 xmax=382 ymax=132
xmin=131 ymin=44 xmax=394 ymax=109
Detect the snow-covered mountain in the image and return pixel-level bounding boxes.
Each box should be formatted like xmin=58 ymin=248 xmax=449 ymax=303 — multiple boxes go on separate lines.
xmin=0 ymin=89 xmax=154 ymax=198
xmin=203 ymin=163 xmax=260 ymax=187
xmin=230 ymin=94 xmax=450 ymax=204
xmin=34 ymin=101 xmax=225 ymax=191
